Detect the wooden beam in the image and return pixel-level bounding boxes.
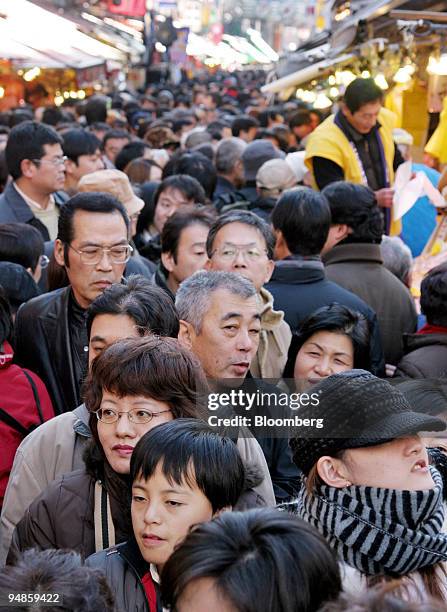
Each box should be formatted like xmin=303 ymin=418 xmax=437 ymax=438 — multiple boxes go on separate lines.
xmin=390 ymin=10 xmax=447 ymax=23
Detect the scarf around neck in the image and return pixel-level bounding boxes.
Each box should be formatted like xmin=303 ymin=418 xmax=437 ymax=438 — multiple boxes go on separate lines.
xmin=294 ymin=467 xmax=447 ymax=577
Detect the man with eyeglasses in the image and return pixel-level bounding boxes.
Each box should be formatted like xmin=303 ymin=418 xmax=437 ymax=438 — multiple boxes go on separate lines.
xmin=13 ymin=193 xmax=131 ymax=414
xmin=0 ymin=121 xmax=68 ymax=241
xmin=206 ymin=210 xmax=291 ymax=379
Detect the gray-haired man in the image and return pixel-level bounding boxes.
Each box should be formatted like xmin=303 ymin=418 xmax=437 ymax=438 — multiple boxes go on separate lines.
xmin=176 ymin=270 xmax=299 ymax=502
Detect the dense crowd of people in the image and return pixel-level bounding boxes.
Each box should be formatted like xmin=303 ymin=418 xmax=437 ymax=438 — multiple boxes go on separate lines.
xmin=0 ymin=70 xmax=447 ymax=611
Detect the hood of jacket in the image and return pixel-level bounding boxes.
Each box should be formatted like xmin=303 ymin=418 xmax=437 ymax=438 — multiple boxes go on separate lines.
xmin=258 ymin=286 xmax=285 ymax=330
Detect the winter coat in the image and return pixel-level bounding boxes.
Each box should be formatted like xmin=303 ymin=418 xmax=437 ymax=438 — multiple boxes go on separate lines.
xmin=250 ymin=287 xmax=292 ymax=379
xmin=323 ymin=243 xmax=417 ymax=365
xmin=0 ymin=404 xmax=276 ymax=567
xmin=0 ymin=342 xmax=54 ymax=508
xmin=266 ymin=256 xmax=385 ymax=376
xmin=14 ymin=287 xmax=81 ymax=413
xmin=84 ymin=466 xmax=268 ymax=612
xmin=394 ymin=332 xmax=447 ymax=379
xmin=86 ymin=537 xmax=160 ymax=612
xmin=0 ymin=405 xmax=89 ymax=566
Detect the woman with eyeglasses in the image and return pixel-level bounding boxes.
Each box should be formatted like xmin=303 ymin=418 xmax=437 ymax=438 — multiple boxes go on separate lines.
xmin=6 ymin=336 xmax=207 ymax=563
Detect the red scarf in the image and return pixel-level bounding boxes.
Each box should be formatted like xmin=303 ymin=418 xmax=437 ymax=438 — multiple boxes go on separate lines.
xmin=417 ymin=324 xmax=447 ymax=335
xmin=141 ymin=572 xmax=157 ymax=612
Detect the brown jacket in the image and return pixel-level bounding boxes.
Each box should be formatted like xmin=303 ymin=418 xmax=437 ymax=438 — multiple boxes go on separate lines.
xmin=250 ymin=287 xmax=292 ymax=379
xmin=323 ymin=243 xmax=417 ymax=365
xmin=394 ymin=333 xmax=447 ymax=379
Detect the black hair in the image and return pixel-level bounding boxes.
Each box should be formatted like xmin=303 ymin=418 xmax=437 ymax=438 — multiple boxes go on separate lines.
xmin=9 ymin=109 xmax=34 ymax=128
xmin=258 ymin=108 xmax=282 ymax=128
xmin=289 ymin=110 xmax=312 ymax=129
xmin=85 ymin=95 xmax=108 ymax=125
xmin=135 ymin=180 xmax=160 ymax=235
xmin=163 ymin=151 xmax=217 ymax=199
xmin=5 ymin=120 xmax=63 ymax=180
xmin=86 ymin=274 xmax=179 ymax=338
xmin=160 ymin=508 xmax=342 ymax=612
xmin=206 ymin=209 xmax=275 ymax=260
xmin=62 ymin=129 xmax=101 ymax=164
xmin=57 ymin=192 xmax=129 ymax=266
xmin=283 ymin=303 xmax=371 ymax=378
xmin=322 ymin=181 xmax=383 ymax=243
xmin=0 ymin=287 xmax=13 ymax=346
xmin=271 ymin=188 xmax=331 ymax=256
xmin=231 ymin=115 xmax=259 ymax=137
xmin=172 ymin=118 xmax=195 ymax=135
xmin=115 ymin=140 xmax=151 ymax=172
xmin=154 ymin=174 xmax=207 ymax=211
xmin=0 ymin=223 xmax=44 ymax=272
xmin=344 ymin=78 xmax=383 ymax=114
xmin=420 ymin=263 xmax=447 ymax=327
xmin=41 ymin=106 xmax=64 ymax=126
xmin=131 ymin=419 xmax=245 ymax=513
xmin=102 ymin=128 xmax=131 ymax=151
xmin=161 ymin=207 xmax=214 ymax=261
xmin=0 ymin=549 xmax=114 ymax=612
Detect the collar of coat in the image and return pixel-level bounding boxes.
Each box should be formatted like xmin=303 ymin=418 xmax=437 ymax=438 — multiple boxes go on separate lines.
xmin=323 ymin=242 xmax=383 ymax=266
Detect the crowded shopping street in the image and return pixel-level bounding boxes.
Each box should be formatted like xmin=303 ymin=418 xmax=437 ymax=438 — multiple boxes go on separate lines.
xmin=1 ymin=0 xmax=447 ymax=610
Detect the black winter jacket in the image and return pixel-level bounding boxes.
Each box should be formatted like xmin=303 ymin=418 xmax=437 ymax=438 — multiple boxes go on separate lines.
xmin=13 ymin=287 xmax=82 ymax=413
xmin=266 ymin=257 xmax=385 ymax=376
xmin=394 ymin=333 xmax=447 ymax=379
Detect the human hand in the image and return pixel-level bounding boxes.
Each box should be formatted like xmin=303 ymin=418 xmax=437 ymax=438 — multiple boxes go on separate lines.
xmin=375 ymin=188 xmax=394 ymax=208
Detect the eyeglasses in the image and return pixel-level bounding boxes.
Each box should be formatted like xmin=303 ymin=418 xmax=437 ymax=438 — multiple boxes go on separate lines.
xmin=67 ymin=244 xmax=133 ymax=265
xmin=39 ymin=254 xmax=49 ymax=269
xmin=95 ymin=407 xmax=171 ymax=424
xmin=211 ymin=244 xmax=267 ymax=261
xmin=30 ymin=155 xmax=68 ymax=167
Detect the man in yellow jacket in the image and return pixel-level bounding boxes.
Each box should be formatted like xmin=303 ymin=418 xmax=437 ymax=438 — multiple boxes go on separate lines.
xmin=305 ymin=78 xmax=404 ymax=233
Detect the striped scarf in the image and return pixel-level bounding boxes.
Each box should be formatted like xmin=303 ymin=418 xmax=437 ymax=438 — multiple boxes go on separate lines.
xmin=291 ymin=467 xmax=447 ymax=576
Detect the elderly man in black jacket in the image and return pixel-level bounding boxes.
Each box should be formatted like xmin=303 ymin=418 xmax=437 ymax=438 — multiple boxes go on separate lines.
xmin=266 ymin=188 xmax=385 ymax=376
xmin=13 ymin=192 xmax=131 ymax=413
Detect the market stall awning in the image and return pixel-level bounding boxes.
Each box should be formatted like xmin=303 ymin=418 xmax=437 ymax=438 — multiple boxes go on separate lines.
xmin=0 ymin=0 xmax=127 ymax=69
xmin=261 ymin=52 xmax=355 ymax=94
xmin=0 ymin=21 xmax=63 ymax=68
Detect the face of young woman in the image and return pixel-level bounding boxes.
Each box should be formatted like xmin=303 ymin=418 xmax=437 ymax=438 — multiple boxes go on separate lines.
xmin=339 ymin=436 xmax=434 ymax=491
xmin=294 ymin=331 xmax=355 ymax=391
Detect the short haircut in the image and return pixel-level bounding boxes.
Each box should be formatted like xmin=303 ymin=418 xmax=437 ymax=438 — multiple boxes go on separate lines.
xmin=102 ymin=128 xmax=131 ymax=150
xmin=175 ymin=270 xmax=257 ymax=333
xmin=0 ymin=288 xmax=13 ymax=346
xmin=215 ymin=137 xmax=246 ymax=174
xmin=85 ymin=95 xmax=108 ymax=125
xmin=42 ymin=106 xmax=64 ymax=126
xmin=206 ymin=210 xmax=275 ymax=260
xmin=344 ymin=77 xmax=383 ymax=114
xmin=381 ymin=235 xmax=413 ymax=285
xmin=62 ymin=129 xmax=101 ymax=164
xmin=420 ymin=263 xmax=447 ymax=327
xmin=135 ymin=180 xmax=160 ymax=234
xmin=115 ymin=140 xmax=151 ymax=172
xmin=86 ymin=274 xmax=179 ymax=339
xmin=289 ymin=110 xmax=312 ymax=129
xmin=161 ymin=207 xmax=214 ymax=261
xmin=131 ymin=419 xmax=245 ymax=512
xmin=160 ymin=508 xmax=342 ymax=611
xmin=57 ymin=192 xmax=130 ymax=266
xmin=258 ymin=108 xmax=282 ymax=128
xmin=231 ymin=115 xmax=259 ymax=137
xmin=163 ymin=151 xmax=217 ymax=199
xmin=322 ymin=181 xmax=383 ymax=243
xmin=84 ymin=335 xmax=207 ymax=420
xmin=283 ymin=303 xmax=371 ymax=378
xmin=271 ymin=188 xmax=331 ymax=256
xmin=5 ymin=120 xmax=63 ymax=180
xmin=0 ymin=548 xmax=114 ymax=612
xmin=154 ymin=174 xmax=207 ymax=209
xmin=0 ymin=223 xmax=44 ymax=272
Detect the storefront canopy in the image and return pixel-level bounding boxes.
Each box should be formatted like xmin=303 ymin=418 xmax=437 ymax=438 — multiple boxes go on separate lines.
xmin=0 ymin=0 xmax=127 ymax=69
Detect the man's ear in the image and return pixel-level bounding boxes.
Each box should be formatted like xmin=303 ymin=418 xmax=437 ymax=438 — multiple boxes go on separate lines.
xmin=178 ymin=320 xmax=194 ymax=349
xmin=64 ymin=158 xmax=77 ymax=177
xmin=161 ymin=251 xmax=175 ymax=274
xmin=263 ymin=258 xmax=275 ymax=284
xmin=54 ymin=239 xmax=66 ymax=267
xmin=20 ymin=159 xmax=36 ymax=179
xmin=335 ymin=223 xmax=351 ymax=243
xmin=316 ymin=456 xmax=352 ymax=489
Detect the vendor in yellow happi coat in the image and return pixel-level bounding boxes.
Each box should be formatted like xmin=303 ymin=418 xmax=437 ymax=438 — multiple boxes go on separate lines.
xmin=305 ymin=78 xmax=405 ymax=234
